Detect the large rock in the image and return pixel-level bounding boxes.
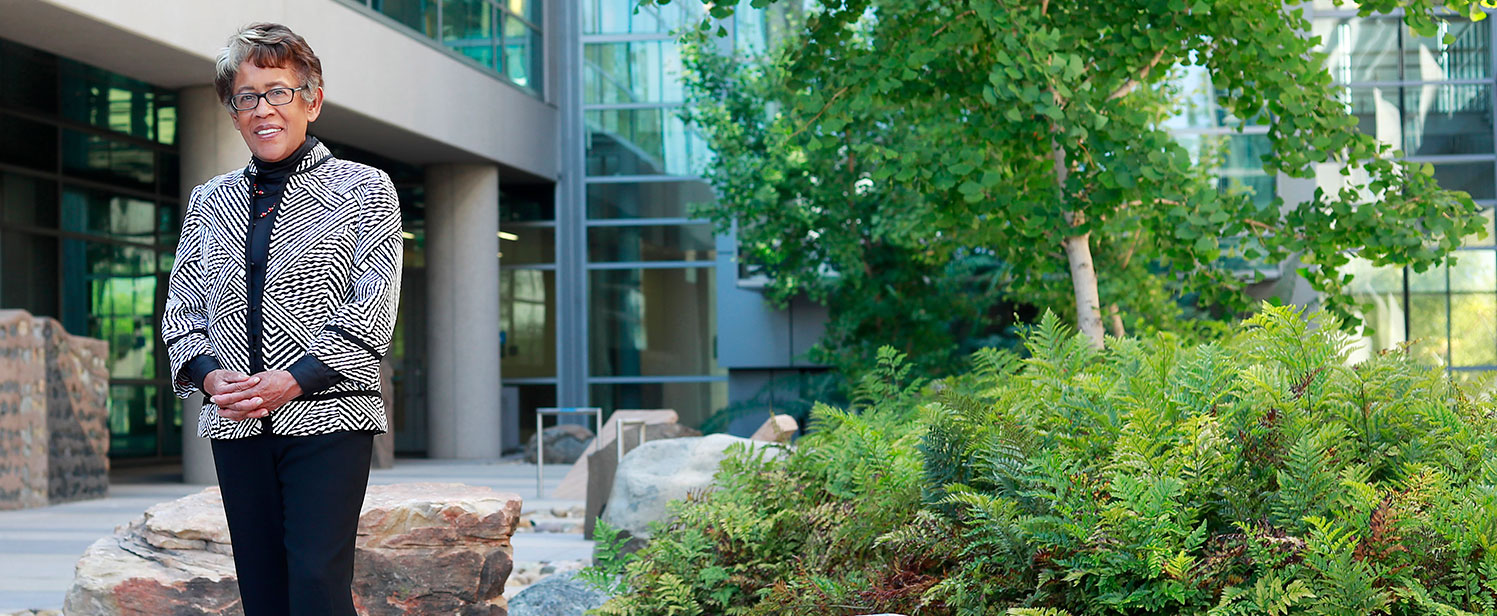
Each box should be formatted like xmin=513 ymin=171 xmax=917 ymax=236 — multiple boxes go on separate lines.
xmin=601 ymin=434 xmax=778 ymax=539
xmin=583 ymin=422 xmax=701 ymax=538
xmin=506 ymin=571 xmax=608 ymax=616
xmin=524 ymin=425 xmax=595 ymax=464
xmin=0 ymin=310 xmax=110 ymax=511
xmin=64 ymin=483 xmax=523 ymax=616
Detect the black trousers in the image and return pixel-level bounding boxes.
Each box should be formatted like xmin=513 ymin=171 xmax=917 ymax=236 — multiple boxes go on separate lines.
xmin=211 ymin=430 xmax=374 ymax=616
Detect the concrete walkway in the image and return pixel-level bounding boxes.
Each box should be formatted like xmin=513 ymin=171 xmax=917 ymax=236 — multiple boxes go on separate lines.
xmin=0 ymin=459 xmax=589 ymax=613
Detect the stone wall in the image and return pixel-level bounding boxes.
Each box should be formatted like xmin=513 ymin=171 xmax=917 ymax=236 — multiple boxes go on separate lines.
xmin=0 ymin=310 xmax=110 ymax=511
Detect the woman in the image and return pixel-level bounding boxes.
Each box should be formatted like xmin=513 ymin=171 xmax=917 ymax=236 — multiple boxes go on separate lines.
xmin=160 ymin=23 xmax=402 ymax=616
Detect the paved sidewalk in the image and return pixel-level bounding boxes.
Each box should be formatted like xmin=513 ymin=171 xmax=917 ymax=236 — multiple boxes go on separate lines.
xmin=0 ymin=459 xmax=589 ymax=613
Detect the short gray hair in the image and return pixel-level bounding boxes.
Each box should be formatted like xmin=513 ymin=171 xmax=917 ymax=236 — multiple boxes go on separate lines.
xmin=214 ymin=23 xmax=324 ymax=109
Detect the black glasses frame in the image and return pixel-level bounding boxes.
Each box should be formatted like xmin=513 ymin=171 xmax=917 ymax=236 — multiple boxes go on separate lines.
xmin=230 ymin=86 xmax=307 ymax=112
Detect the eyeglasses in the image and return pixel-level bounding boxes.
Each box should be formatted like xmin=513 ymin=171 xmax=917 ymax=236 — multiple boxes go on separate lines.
xmin=230 ymin=86 xmax=306 ymax=111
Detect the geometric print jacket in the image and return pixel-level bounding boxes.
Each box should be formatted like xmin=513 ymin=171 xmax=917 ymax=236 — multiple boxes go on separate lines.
xmin=161 ymin=141 xmax=402 ymax=439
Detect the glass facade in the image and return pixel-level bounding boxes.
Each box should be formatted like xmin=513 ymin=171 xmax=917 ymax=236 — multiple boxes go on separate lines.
xmin=0 ymin=39 xmax=182 ymax=458
xmin=1324 ymin=11 xmax=1497 ymax=382
xmin=344 ymin=0 xmax=544 ymax=95
xmin=498 ymin=0 xmax=776 ymax=429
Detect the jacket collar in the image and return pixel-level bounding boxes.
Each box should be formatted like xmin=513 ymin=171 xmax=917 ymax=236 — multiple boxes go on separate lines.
xmin=242 ymin=139 xmax=333 ymax=178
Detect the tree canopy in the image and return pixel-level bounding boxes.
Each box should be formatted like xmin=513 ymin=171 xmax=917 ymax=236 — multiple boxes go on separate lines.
xmin=663 ymin=0 xmax=1487 ymax=373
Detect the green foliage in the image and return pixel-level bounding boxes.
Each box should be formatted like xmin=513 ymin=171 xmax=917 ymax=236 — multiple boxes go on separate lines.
xmin=578 ymin=520 xmax=636 ymax=595
xmin=599 ymin=305 xmax=1497 ymax=615
xmin=661 ymin=0 xmax=1485 ymax=362
xmin=592 ymin=347 xmax=930 ymax=615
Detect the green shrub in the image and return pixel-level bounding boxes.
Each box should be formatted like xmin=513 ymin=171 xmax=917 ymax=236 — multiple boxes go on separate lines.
xmin=592 ymin=305 xmax=1497 ymax=615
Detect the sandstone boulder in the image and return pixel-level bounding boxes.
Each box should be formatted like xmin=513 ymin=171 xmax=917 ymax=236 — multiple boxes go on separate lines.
xmin=524 ymin=424 xmax=596 ymax=464
xmin=601 ymin=434 xmax=779 ymax=539
xmin=64 ymin=483 xmax=523 ymax=616
xmin=749 ymin=414 xmax=798 ymax=443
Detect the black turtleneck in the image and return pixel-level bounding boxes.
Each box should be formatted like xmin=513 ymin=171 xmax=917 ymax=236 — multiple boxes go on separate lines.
xmin=185 ymin=136 xmax=344 ymax=399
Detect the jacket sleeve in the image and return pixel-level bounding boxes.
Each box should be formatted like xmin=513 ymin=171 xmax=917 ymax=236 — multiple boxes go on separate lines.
xmin=303 ymin=171 xmax=403 ymax=389
xmin=162 ymin=184 xmax=217 ymax=399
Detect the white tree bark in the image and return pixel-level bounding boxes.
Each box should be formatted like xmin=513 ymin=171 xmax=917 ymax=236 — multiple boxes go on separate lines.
xmin=1063 ymin=230 xmax=1107 ymax=349
xmin=1053 ymin=140 xmax=1107 ymax=349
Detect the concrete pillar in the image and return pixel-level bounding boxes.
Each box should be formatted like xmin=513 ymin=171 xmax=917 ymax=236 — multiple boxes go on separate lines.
xmin=176 ymin=86 xmax=248 ymax=485
xmin=425 ymin=164 xmax=503 ymax=459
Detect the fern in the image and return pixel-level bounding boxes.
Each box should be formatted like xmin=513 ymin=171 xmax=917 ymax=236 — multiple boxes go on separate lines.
xmin=603 ymin=302 xmax=1497 ymax=616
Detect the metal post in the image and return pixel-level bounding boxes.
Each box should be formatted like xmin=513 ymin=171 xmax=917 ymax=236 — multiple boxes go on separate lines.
xmin=535 ymin=407 xmax=604 ymax=498
xmin=617 ymin=418 xmax=648 ymax=463
xmin=536 ymin=410 xmax=545 ymax=498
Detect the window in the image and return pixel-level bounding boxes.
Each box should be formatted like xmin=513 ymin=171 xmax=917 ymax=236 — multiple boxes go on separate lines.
xmin=348 ymin=0 xmax=544 ymax=95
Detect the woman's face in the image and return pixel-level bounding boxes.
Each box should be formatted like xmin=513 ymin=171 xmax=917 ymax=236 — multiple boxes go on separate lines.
xmin=229 ymin=61 xmax=323 ymax=163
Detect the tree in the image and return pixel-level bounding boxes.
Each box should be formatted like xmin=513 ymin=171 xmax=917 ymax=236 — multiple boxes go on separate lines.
xmin=664 ymin=0 xmax=1486 ymax=360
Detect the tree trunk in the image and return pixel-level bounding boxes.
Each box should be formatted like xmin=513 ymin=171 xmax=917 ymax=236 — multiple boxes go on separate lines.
xmin=1108 ymin=304 xmax=1126 ymax=338
xmin=1052 ymin=139 xmax=1106 ymax=349
xmin=1063 ymin=231 xmax=1106 ymax=348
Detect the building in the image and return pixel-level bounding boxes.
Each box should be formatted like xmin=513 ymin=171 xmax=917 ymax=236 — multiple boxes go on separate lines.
xmin=1165 ymin=2 xmax=1495 ymax=381
xmin=0 ymin=0 xmax=1489 ymax=476
xmin=0 ymin=0 xmax=802 ymax=479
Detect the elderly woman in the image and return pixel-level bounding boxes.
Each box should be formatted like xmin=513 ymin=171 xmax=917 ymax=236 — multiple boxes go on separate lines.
xmin=160 ymin=23 xmax=401 ymax=616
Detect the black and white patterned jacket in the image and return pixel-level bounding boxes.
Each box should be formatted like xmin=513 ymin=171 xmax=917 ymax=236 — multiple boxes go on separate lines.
xmin=162 ymin=141 xmax=402 ymax=439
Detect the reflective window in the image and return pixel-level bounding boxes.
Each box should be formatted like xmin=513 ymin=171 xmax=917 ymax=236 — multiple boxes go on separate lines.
xmin=1176 ymin=133 xmax=1277 ymax=206
xmin=1430 ymin=161 xmax=1495 ymax=200
xmin=585 ymin=109 xmax=711 ymax=176
xmin=1451 ymin=252 xmax=1497 ymax=367
xmin=588 ymin=224 xmax=716 ymax=262
xmin=1404 ymin=19 xmax=1490 ymax=82
xmin=0 ymin=113 xmax=59 ymax=172
xmin=1 ymin=173 xmax=58 ymax=228
xmin=583 ymin=0 xmax=704 ymax=34
xmin=590 ymin=381 xmax=727 ymax=431
xmin=61 ymin=130 xmax=157 ymax=193
xmin=372 ymin=0 xmax=440 ymax=37
xmin=1316 ymin=16 xmax=1490 ymax=83
xmin=584 ymin=41 xmax=685 ymax=105
xmin=1404 ymin=84 xmax=1493 ymax=156
xmin=352 ymin=0 xmax=543 ymax=94
xmin=587 ymin=180 xmax=714 ymax=219
xmin=0 ymin=40 xmax=180 ymax=459
xmin=502 ymin=186 xmax=554 ymax=222
xmin=68 ymin=241 xmax=160 ymax=380
xmin=501 ymin=269 xmax=556 ymax=379
xmin=1407 ymin=264 xmax=1451 ymax=362
xmin=0 ymin=230 xmax=59 ymax=317
xmin=108 ymin=385 xmax=171 ymax=458
xmin=1316 ymin=17 xmax=1401 ymax=83
xmin=499 ymin=224 xmax=554 ymax=265
xmin=1346 ymin=86 xmax=1401 ymax=149
xmin=0 ymin=39 xmax=59 ymax=114
xmin=442 ymin=0 xmax=499 ymax=69
xmin=588 ymin=267 xmax=719 ymax=378
xmin=61 ymin=188 xmax=159 ymax=244
xmin=59 ymin=60 xmax=178 ymax=144
xmin=510 ymin=384 xmax=557 ymax=445
xmin=503 ymin=12 xmax=543 ymax=90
